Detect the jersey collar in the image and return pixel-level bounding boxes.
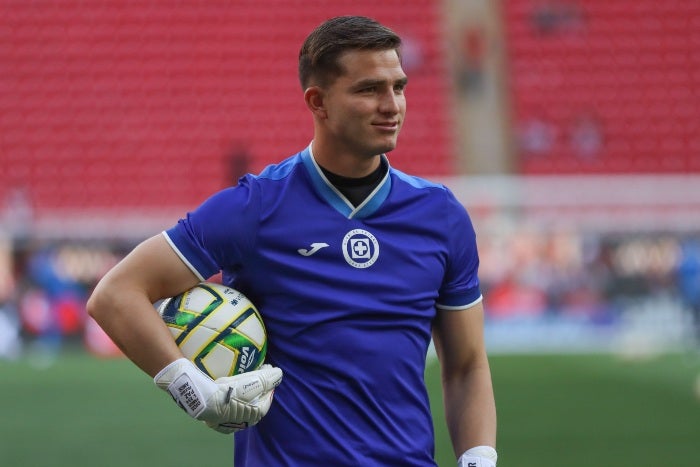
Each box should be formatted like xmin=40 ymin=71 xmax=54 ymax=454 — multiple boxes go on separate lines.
xmin=302 ymin=144 xmax=391 ymax=219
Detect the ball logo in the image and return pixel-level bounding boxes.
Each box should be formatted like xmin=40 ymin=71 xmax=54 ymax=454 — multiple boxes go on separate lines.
xmin=238 ymin=346 xmax=257 ymax=371
xmin=342 ymin=229 xmax=379 ymax=268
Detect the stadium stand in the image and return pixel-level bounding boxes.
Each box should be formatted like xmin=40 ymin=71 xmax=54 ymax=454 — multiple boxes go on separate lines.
xmin=503 ymin=0 xmax=700 ymax=174
xmin=1 ymin=0 xmax=454 ymax=221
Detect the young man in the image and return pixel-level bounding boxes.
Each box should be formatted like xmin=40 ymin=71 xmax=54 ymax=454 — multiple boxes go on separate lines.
xmin=88 ymin=15 xmax=497 ymax=466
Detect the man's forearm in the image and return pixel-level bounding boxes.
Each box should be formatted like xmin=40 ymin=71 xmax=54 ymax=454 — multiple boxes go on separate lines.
xmin=443 ymin=363 xmax=497 ymax=457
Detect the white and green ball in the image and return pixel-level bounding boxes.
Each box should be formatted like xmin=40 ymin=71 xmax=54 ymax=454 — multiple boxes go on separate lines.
xmin=158 ymin=282 xmax=267 ymax=379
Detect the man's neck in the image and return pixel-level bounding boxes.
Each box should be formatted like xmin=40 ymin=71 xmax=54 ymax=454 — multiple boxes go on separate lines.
xmin=310 ymin=140 xmax=381 ymax=178
xmin=319 ymin=157 xmax=388 ymax=207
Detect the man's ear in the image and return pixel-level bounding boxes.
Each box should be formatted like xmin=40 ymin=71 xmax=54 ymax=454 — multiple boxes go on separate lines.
xmin=304 ymin=86 xmax=327 ymax=119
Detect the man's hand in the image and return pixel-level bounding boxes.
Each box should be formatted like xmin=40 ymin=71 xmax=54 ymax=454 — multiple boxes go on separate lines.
xmin=154 ymin=358 xmax=283 ymax=434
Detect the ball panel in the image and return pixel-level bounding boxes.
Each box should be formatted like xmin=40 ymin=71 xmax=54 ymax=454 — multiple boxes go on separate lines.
xmin=200 ymin=344 xmax=237 ymax=379
xmin=159 ymin=297 xmax=185 ymax=327
xmin=181 ymin=284 xmax=223 ymax=315
xmin=215 ymin=329 xmax=267 ymax=374
xmin=172 ymin=285 xmax=224 ymax=340
xmin=199 ymin=300 xmax=249 ymax=332
xmin=158 ymin=295 xmax=206 ymax=336
xmin=179 ymin=325 xmax=219 ymax=361
xmin=234 ymin=312 xmax=266 ymax=347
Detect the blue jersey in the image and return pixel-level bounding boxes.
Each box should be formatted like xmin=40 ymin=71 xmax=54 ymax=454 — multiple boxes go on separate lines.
xmin=164 ymin=145 xmax=482 ymax=466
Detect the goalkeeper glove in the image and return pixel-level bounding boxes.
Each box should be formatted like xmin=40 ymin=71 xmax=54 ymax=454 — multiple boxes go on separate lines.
xmin=154 ymin=358 xmax=283 ymax=434
xmin=458 ymin=446 xmax=498 ymax=467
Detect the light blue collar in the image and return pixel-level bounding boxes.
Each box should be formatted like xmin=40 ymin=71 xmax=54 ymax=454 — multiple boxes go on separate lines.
xmin=301 ymin=144 xmax=391 ymax=219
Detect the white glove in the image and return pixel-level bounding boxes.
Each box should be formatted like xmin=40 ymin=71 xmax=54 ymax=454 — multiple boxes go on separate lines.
xmin=458 ymin=446 xmax=498 ymax=467
xmin=154 ymin=358 xmax=283 ymax=434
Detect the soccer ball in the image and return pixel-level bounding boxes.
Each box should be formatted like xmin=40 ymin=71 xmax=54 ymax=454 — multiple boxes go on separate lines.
xmin=157 ymin=282 xmax=267 ymax=379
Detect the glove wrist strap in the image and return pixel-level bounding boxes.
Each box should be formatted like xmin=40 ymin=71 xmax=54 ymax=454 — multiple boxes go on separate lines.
xmin=458 ymin=446 xmax=498 ymax=467
xmin=154 ymin=358 xmax=217 ymax=419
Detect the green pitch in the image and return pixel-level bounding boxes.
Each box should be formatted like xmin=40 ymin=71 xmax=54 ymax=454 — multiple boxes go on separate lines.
xmin=2 ymin=351 xmax=699 ymax=466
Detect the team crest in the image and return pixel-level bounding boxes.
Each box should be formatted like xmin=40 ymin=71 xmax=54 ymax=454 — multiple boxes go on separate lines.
xmin=342 ymin=229 xmax=379 ymax=269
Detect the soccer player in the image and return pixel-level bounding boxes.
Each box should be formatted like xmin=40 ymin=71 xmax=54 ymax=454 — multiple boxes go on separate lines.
xmin=87 ymin=15 xmax=498 ymax=466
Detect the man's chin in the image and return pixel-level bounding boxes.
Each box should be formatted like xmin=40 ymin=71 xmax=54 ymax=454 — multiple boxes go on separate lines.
xmin=374 ymin=140 xmax=398 ymax=155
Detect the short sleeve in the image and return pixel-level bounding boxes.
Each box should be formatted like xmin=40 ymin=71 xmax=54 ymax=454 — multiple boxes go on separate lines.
xmin=436 ymin=189 xmax=482 ymax=310
xmin=163 ymin=176 xmax=261 ymax=280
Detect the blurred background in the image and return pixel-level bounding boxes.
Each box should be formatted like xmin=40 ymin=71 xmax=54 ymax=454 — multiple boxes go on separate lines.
xmin=1 ymin=1 xmax=699 ymax=466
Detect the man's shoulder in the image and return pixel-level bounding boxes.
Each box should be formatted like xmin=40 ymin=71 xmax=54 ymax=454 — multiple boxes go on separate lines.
xmin=390 ymin=168 xmax=446 ymax=191
xmin=255 ymin=151 xmax=306 ymax=182
xmin=388 ymin=168 xmax=468 ymax=217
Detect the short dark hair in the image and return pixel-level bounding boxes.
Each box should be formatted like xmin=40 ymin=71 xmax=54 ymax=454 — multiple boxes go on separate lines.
xmin=298 ymin=16 xmax=402 ymax=90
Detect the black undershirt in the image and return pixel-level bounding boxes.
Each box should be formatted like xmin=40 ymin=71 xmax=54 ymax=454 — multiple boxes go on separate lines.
xmin=320 ymin=158 xmax=388 ymax=207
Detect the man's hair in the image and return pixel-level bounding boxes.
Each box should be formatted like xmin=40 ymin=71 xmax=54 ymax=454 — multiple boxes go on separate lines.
xmin=298 ymin=15 xmax=402 ymax=90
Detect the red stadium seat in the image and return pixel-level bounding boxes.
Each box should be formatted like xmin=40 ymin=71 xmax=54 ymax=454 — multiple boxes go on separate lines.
xmin=1 ymin=0 xmax=454 ymax=215
xmin=504 ymin=0 xmax=700 ymax=174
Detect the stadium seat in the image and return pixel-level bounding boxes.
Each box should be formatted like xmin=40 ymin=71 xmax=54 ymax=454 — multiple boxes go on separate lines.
xmin=1 ymin=0 xmax=455 ymax=216
xmin=504 ymin=0 xmax=700 ymax=174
